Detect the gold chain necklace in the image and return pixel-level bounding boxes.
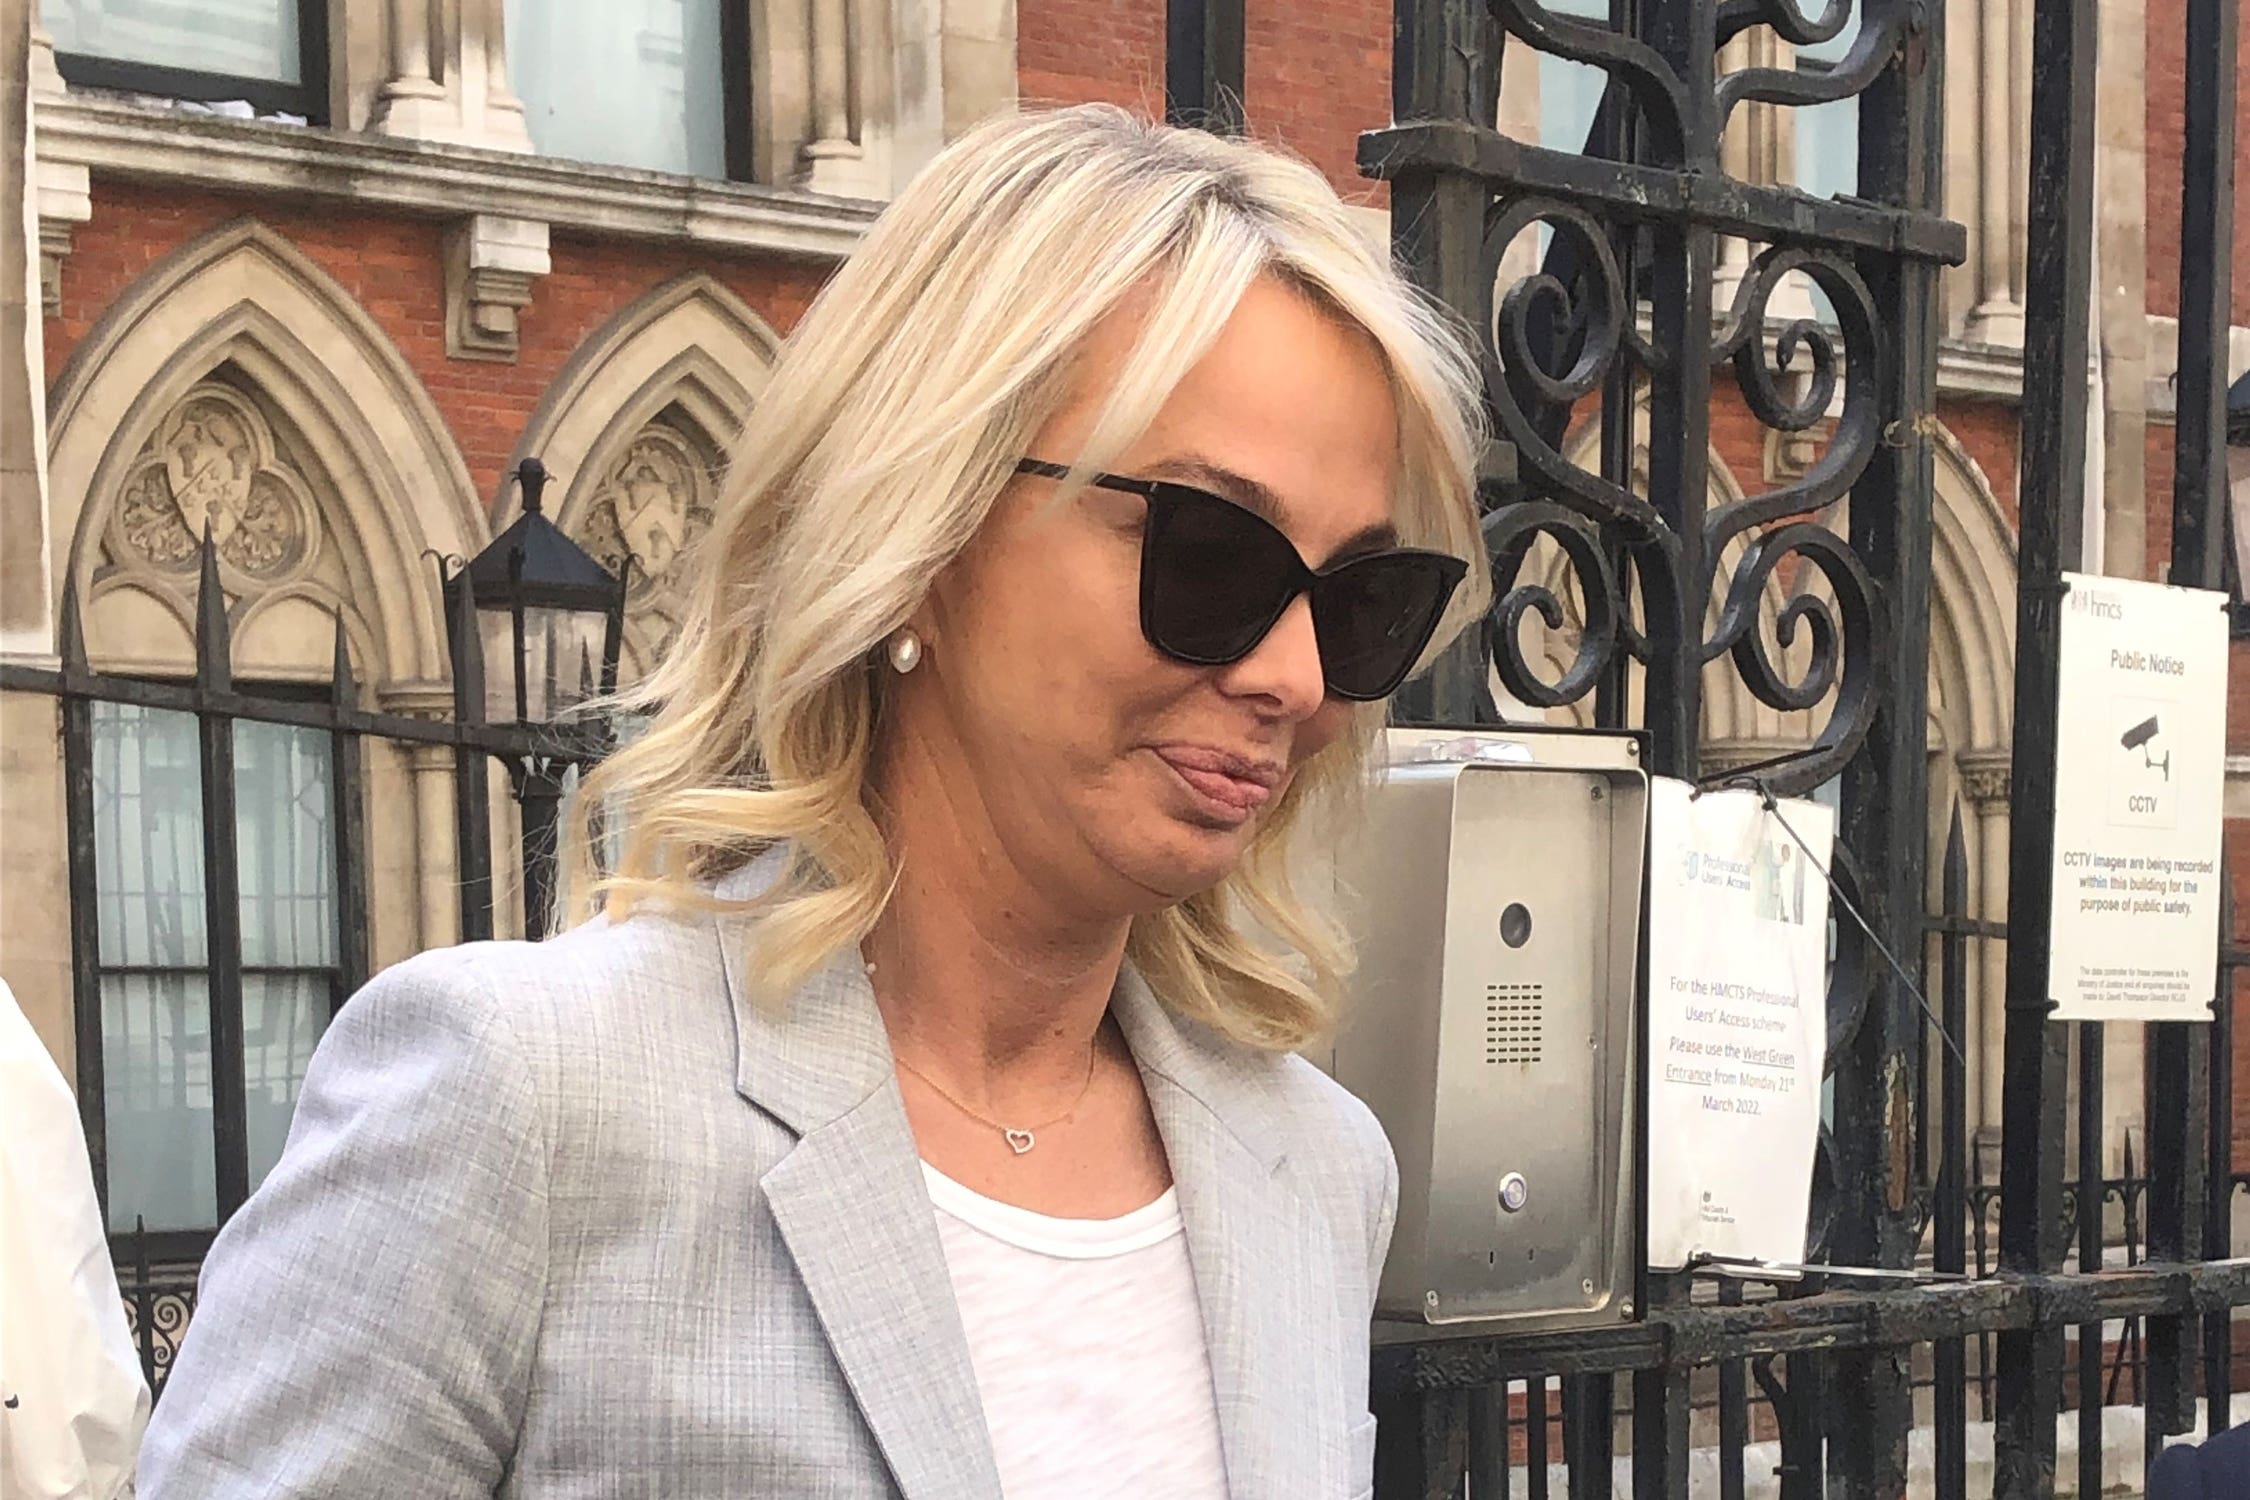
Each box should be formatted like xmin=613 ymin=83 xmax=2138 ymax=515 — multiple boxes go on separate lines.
xmin=892 ymin=1047 xmax=1098 ymax=1156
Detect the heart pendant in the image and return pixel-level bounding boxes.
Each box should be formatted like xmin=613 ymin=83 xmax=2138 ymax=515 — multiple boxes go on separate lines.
xmin=1004 ymin=1128 xmax=1035 ymax=1155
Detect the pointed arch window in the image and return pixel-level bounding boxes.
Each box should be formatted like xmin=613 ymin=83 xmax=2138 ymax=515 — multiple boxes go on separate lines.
xmin=87 ymin=691 xmax=344 ymax=1257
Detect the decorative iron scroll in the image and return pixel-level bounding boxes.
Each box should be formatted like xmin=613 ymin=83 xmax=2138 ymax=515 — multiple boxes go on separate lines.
xmin=121 ymin=1275 xmax=197 ymax=1397
xmin=1366 ymin=0 xmax=1967 ymax=1488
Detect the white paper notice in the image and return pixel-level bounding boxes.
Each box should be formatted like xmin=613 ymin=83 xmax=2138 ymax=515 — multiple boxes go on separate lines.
xmin=1646 ymin=779 xmax=1832 ymax=1271
xmin=2048 ymin=572 xmax=2229 ymax=1022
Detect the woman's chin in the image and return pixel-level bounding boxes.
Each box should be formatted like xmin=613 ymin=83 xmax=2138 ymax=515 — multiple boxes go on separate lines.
xmin=1108 ymin=823 xmax=1257 ymax=905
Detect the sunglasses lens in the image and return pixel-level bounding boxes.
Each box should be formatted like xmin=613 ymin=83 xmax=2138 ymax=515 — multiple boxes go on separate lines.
xmin=1141 ymin=489 xmax=1301 ymax=663
xmin=1312 ymin=553 xmax=1463 ymax=700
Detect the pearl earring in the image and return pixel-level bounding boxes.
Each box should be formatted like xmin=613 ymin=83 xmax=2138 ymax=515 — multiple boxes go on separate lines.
xmin=887 ymin=628 xmax=924 ymax=675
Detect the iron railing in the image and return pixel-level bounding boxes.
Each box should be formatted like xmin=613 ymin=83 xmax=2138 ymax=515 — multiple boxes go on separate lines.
xmin=1357 ymin=0 xmax=2249 ymax=1495
xmin=0 ymin=532 xmax=610 ymax=1255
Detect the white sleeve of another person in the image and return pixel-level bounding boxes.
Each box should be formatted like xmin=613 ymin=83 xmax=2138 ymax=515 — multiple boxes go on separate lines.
xmin=0 ymin=976 xmax=151 ymax=1500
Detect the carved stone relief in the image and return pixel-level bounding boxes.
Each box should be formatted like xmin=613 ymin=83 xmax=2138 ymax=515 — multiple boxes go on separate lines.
xmin=573 ymin=418 xmax=719 ymax=654
xmin=104 ymin=380 xmax=320 ymax=585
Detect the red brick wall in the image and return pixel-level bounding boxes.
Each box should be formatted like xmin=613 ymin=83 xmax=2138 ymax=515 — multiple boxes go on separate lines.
xmin=1242 ymin=0 xmax=1392 ymax=203
xmin=1017 ymin=0 xmax=1166 ymax=113
xmin=45 ymin=183 xmax=826 ymax=513
xmin=2143 ymin=0 xmax=2250 ymax=322
xmin=1939 ymin=400 xmax=2022 ymax=525
xmin=1015 ymin=0 xmax=1391 ymax=202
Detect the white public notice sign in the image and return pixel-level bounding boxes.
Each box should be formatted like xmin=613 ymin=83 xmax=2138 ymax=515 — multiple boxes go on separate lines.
xmin=1645 ymin=779 xmax=1832 ymax=1271
xmin=2048 ymin=572 xmax=2229 ymax=1022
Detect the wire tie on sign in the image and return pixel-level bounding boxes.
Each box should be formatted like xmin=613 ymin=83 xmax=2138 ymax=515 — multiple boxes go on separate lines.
xmin=1691 ymin=772 xmax=1970 ymax=1072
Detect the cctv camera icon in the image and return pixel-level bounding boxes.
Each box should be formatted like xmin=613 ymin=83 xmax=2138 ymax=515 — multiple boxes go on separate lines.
xmin=2121 ymin=715 xmax=2171 ymax=781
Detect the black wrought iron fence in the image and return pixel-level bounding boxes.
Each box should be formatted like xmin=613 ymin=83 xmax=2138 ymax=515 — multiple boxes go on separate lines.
xmin=115 ymin=1219 xmax=199 ymax=1403
xmin=0 ymin=531 xmax=615 ymax=1370
xmin=1371 ymin=821 xmax=2250 ymax=1499
xmin=1359 ymin=0 xmax=2249 ymax=1495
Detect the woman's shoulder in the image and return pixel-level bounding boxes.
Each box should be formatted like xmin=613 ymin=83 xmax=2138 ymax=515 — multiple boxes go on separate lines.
xmin=1148 ymin=1005 xmax=1396 ymax=1227
xmin=1259 ymin=1050 xmax=1394 ymax=1174
xmin=1228 ymin=1048 xmax=1399 ymax=1274
xmin=333 ymin=905 xmax=734 ymax=1085
xmin=370 ymin=905 xmax=724 ymax=1011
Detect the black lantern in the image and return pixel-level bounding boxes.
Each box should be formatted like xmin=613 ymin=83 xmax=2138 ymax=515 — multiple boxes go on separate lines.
xmin=441 ymin=456 xmax=629 ymax=940
xmin=447 ymin=457 xmax=628 ymax=726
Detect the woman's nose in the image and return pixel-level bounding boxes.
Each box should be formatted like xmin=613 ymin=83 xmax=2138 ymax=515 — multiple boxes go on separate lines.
xmin=1215 ymin=593 xmax=1327 ymax=719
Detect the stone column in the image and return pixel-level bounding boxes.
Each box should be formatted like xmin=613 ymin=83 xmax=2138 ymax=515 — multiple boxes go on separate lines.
xmin=374 ymin=0 xmax=448 ymax=129
xmin=27 ymin=0 xmax=87 ymax=320
xmin=1711 ymin=29 xmax=1760 ymax=310
xmin=7 ymin=0 xmax=58 ymax=664
xmin=2095 ymin=0 xmax=2149 ymax=582
xmin=407 ymin=742 xmax=458 ymax=951
xmin=456 ymin=0 xmax=531 ymax=151
xmin=28 ymin=0 xmax=63 ymax=98
xmin=2009 ymin=0 xmax=2032 ymax=313
xmin=1960 ymin=750 xmax=2011 ymax=1183
xmin=372 ymin=0 xmax=530 ymax=152
xmin=1964 ymin=0 xmax=2026 ymax=345
xmin=1940 ymin=0 xmax=1980 ymax=335
xmin=800 ymin=0 xmax=869 ymax=194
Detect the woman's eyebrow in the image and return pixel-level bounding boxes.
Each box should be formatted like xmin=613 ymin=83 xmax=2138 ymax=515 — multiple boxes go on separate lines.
xmin=1142 ymin=456 xmax=1404 ymax=559
xmin=1142 ymin=456 xmax=1290 ymax=525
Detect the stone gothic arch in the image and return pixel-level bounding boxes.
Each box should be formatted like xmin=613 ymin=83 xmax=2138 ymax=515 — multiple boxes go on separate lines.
xmin=508 ymin=272 xmax=783 ymax=680
xmin=45 ymin=218 xmax=483 ymax=689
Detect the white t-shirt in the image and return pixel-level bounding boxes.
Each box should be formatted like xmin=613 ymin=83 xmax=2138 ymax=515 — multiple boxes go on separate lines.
xmin=923 ymin=1163 xmax=1230 ymax=1499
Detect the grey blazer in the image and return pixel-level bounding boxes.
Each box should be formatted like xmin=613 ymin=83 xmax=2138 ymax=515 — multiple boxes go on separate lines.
xmin=138 ymin=871 xmax=1399 ymax=1499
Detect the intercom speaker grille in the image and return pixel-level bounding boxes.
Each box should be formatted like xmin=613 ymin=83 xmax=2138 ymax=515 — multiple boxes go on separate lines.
xmin=1484 ymin=983 xmax=1544 ymax=1064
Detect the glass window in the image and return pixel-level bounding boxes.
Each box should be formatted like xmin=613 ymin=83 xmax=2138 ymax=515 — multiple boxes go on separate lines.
xmin=92 ymin=702 xmax=340 ymax=1236
xmin=504 ymin=0 xmax=732 ymax=179
xmin=1537 ymin=0 xmax=1611 ymax=155
xmin=47 ymin=0 xmax=305 ymax=87
xmin=1793 ymin=13 xmax=1861 ymax=202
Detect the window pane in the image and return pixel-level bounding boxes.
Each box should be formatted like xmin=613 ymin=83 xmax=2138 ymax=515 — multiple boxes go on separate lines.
xmin=234 ymin=720 xmax=337 ymax=969
xmin=1793 ymin=7 xmax=1860 ymax=201
xmin=102 ymin=972 xmax=218 ymax=1233
xmin=504 ymin=0 xmax=729 ymax=178
xmin=241 ymin=973 xmax=328 ymax=1192
xmin=92 ymin=705 xmax=343 ymax=1229
xmin=46 ymin=0 xmax=302 ymax=86
xmin=93 ymin=704 xmax=207 ymax=969
xmin=1794 ymin=98 xmax=1859 ymax=200
xmin=1537 ymin=0 xmax=1610 ymax=153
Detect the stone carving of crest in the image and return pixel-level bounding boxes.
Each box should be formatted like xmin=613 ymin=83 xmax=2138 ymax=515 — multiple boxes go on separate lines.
xmin=578 ymin=422 xmax=715 ymax=604
xmin=109 ymin=382 xmax=319 ymax=584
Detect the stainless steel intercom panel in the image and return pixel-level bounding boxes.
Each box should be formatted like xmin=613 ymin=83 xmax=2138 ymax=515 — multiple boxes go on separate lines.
xmin=1325 ymin=729 xmax=1646 ymax=1331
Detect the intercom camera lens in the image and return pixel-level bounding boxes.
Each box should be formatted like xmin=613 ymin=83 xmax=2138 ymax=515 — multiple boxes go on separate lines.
xmin=1499 ymin=902 xmax=1532 ymax=948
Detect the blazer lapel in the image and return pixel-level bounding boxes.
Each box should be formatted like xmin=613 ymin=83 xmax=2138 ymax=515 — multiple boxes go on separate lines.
xmin=715 ymin=867 xmax=1001 ymax=1500
xmin=1113 ymin=973 xmax=1336 ymax=1499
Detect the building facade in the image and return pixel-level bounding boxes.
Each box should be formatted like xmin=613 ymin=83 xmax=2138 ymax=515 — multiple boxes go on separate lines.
xmin=2 ymin=0 xmax=2247 ymax=1259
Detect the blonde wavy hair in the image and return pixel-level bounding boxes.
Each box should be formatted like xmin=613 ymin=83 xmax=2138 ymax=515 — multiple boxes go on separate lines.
xmin=559 ymin=104 xmax=1489 ymax=1051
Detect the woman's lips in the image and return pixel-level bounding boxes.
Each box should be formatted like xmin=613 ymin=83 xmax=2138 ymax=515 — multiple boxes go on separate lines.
xmin=1152 ymin=746 xmax=1281 ymax=822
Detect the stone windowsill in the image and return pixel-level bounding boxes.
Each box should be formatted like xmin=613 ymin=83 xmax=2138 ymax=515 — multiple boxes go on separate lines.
xmin=31 ymin=93 xmax=881 ymax=262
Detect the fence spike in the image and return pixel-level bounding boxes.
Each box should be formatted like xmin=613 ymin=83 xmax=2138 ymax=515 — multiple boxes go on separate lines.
xmin=446 ymin=562 xmax=485 ymax=727
xmin=57 ymin=572 xmax=89 ymax=672
xmin=330 ymin=614 xmax=357 ymax=708
xmin=194 ymin=527 xmax=232 ymax=690
xmin=599 ymin=555 xmax=631 ymax=696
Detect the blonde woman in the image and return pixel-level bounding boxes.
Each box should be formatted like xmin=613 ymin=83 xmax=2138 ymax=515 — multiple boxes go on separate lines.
xmin=140 ymin=106 xmax=1488 ymax=1499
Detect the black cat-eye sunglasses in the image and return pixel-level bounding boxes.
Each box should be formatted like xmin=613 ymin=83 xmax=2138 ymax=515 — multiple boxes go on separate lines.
xmin=1013 ymin=458 xmax=1465 ymax=702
